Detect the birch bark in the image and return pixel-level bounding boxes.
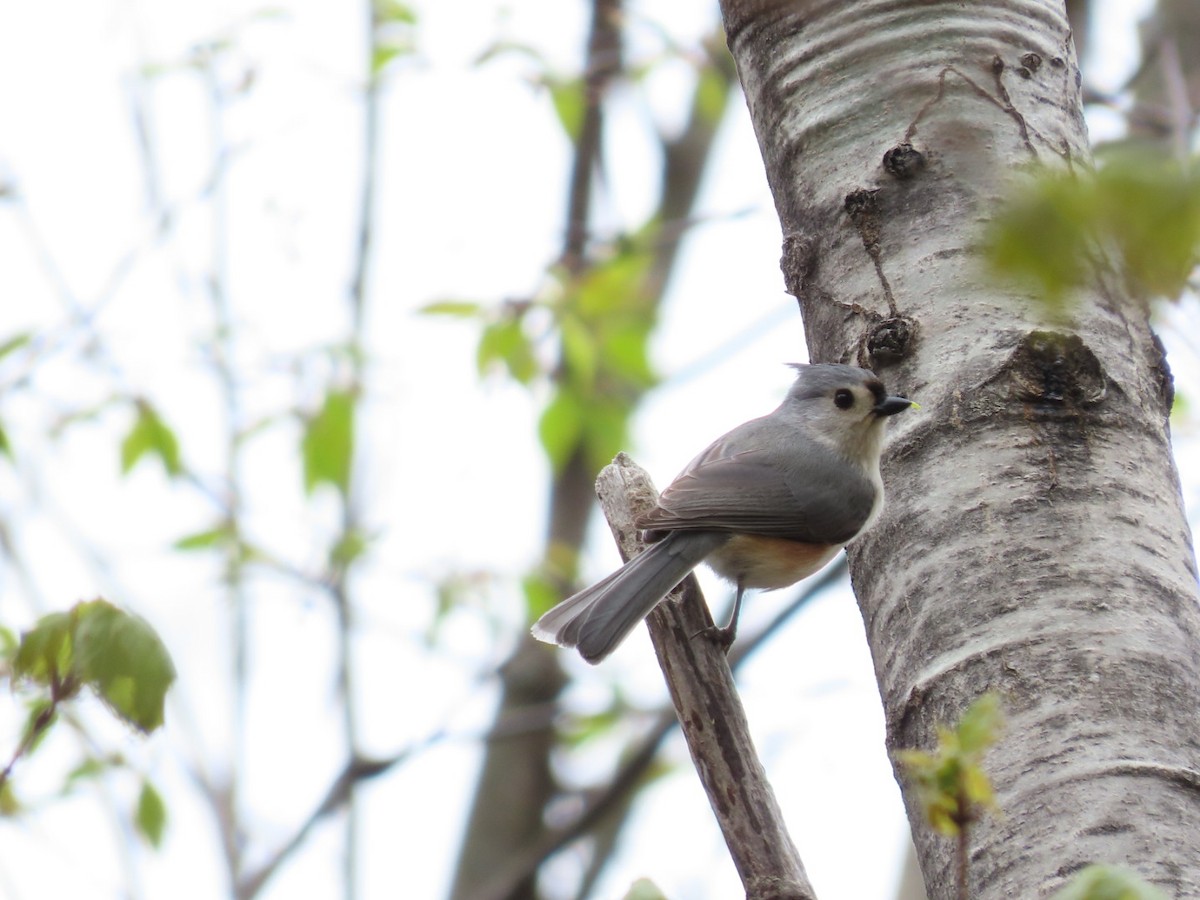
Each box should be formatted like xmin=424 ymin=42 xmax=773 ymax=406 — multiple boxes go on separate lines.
xmin=718 ymin=1 xmax=1200 ymax=896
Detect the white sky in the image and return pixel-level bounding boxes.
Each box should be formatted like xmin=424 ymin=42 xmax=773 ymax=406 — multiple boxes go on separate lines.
xmin=0 ymin=1 xmax=1193 ymax=900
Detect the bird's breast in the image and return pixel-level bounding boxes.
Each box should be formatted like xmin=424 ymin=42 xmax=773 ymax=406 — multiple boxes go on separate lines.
xmin=704 ymin=535 xmax=840 ymax=590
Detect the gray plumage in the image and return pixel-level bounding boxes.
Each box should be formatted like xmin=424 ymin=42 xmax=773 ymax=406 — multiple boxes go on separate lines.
xmin=533 ymin=531 xmax=728 ymax=662
xmin=532 ymin=364 xmax=911 ymax=663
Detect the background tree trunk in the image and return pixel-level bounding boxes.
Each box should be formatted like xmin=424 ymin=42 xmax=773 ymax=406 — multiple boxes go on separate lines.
xmin=718 ymin=1 xmax=1200 ymax=897
xmin=1128 ymin=0 xmax=1200 ymax=148
xmin=449 ymin=4 xmax=740 ymax=897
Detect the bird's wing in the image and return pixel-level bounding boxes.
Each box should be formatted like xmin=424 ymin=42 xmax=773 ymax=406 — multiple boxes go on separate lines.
xmin=638 ymin=427 xmax=876 ymax=544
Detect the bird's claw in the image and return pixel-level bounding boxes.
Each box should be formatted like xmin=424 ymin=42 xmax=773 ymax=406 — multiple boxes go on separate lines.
xmin=691 ymin=623 xmax=736 ymax=653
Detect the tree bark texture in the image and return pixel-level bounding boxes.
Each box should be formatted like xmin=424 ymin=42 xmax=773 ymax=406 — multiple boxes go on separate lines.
xmin=718 ymin=1 xmax=1200 ymax=897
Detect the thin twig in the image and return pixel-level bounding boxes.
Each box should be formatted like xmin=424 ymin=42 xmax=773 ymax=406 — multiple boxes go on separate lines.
xmin=560 ymin=0 xmax=623 ymax=274
xmin=1157 ymin=38 xmax=1194 ymax=163
xmin=954 ymin=790 xmax=976 ymax=900
xmin=0 ymin=680 xmax=66 ymax=792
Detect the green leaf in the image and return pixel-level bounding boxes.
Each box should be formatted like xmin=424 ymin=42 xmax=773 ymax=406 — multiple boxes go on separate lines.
xmin=985 ymin=151 xmax=1200 ymax=304
xmin=477 ymin=318 xmax=538 ymax=384
xmin=0 ymin=332 xmax=31 ymax=361
xmin=521 ymin=569 xmax=560 ymax=620
xmin=561 ymin=706 xmax=624 ymax=747
xmin=694 ymin=64 xmax=730 ymax=126
xmin=896 ymin=693 xmax=1003 ymax=838
xmin=547 ymin=77 xmax=584 ymax=141
xmin=622 ymin=878 xmax=669 ymax=900
xmin=962 ymin=764 xmax=995 ymax=808
xmin=13 ymin=613 xmax=75 ymax=685
xmin=0 ymin=420 xmax=11 ymax=460
xmin=374 ymin=0 xmax=417 ymax=24
xmin=371 ymin=44 xmax=407 ymax=76
xmin=1170 ymin=388 xmax=1189 ymax=424
xmin=0 ymin=625 xmax=17 ymax=659
xmin=135 ymin=780 xmax=168 ymax=848
xmin=524 ymin=542 xmax=580 ymax=623
xmin=1094 ymin=153 xmax=1200 ymax=300
xmin=19 ymin=698 xmax=59 ymax=758
xmin=895 ymin=747 xmax=931 ymax=765
xmin=956 ymin=692 xmax=1003 ymax=754
xmin=575 ymin=250 xmax=650 ymax=317
xmin=370 ymin=0 xmax=417 ymax=78
xmin=1052 ymin=864 xmax=1169 ymax=900
xmin=418 ymin=300 xmax=483 ymax=318
xmin=426 ymin=575 xmax=463 ymax=643
xmin=330 ymin=528 xmax=370 ymax=569
xmin=173 ymin=525 xmax=234 ymax=552
xmin=72 ymin=599 xmax=176 ymax=734
xmin=581 ymin=397 xmax=630 ymax=473
xmin=473 ymin=39 xmax=545 ymax=69
xmin=559 ymin=314 xmax=599 ymax=389
xmin=121 ymin=401 xmax=182 ymax=477
xmin=538 ymin=388 xmax=585 ymax=472
xmin=599 ymin=319 xmax=655 ymax=388
xmin=302 ymin=387 xmax=356 ymax=496
xmin=0 ymin=781 xmax=19 ymax=816
xmin=984 ymin=173 xmax=1094 ymax=306
xmin=63 ymin=756 xmax=113 ymax=792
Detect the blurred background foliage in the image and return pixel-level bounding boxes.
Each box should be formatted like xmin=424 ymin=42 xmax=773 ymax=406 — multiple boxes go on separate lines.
xmin=0 ymin=1 xmax=1196 ymax=899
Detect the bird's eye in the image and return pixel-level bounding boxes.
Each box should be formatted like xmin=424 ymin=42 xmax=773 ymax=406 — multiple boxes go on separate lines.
xmin=834 ymin=389 xmax=855 ymax=410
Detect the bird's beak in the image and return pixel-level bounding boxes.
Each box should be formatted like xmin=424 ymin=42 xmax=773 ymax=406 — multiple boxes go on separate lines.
xmin=873 ymin=395 xmax=913 ymax=417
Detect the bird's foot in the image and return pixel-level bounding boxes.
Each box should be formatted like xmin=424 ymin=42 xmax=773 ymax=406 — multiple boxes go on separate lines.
xmin=692 ymin=623 xmax=736 ymax=654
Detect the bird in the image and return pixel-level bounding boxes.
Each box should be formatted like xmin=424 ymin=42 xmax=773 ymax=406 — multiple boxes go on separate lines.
xmin=531 ymin=363 xmax=913 ymax=663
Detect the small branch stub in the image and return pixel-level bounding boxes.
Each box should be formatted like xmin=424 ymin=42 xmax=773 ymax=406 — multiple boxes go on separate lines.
xmin=883 ymin=142 xmax=926 ymax=180
xmin=866 ymin=316 xmax=917 ymax=367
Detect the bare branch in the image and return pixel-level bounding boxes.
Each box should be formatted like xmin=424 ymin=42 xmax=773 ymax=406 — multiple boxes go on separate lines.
xmin=592 ymin=454 xmax=816 ymax=900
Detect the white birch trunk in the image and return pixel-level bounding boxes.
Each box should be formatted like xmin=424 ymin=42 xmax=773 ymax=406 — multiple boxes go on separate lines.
xmin=717 ymin=1 xmax=1200 ymax=896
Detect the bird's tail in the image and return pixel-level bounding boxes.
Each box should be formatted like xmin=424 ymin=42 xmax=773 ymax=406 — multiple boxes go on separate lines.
xmin=532 ymin=531 xmax=726 ymax=663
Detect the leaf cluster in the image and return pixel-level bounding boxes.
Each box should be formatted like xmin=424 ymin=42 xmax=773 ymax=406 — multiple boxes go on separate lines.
xmin=302 ymin=386 xmax=357 ymax=497
xmin=11 ymin=599 xmax=176 ymax=735
xmin=423 ymin=239 xmax=659 ymax=477
xmin=985 ymin=151 xmax=1200 ymax=305
xmin=896 ymin=693 xmax=1003 ymax=836
xmin=371 ymin=0 xmax=418 ymax=78
xmin=122 ymin=400 xmax=183 ymax=477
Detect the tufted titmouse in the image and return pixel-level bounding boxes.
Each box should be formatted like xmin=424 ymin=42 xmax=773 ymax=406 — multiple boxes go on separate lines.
xmin=532 ymin=363 xmax=912 ymax=663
